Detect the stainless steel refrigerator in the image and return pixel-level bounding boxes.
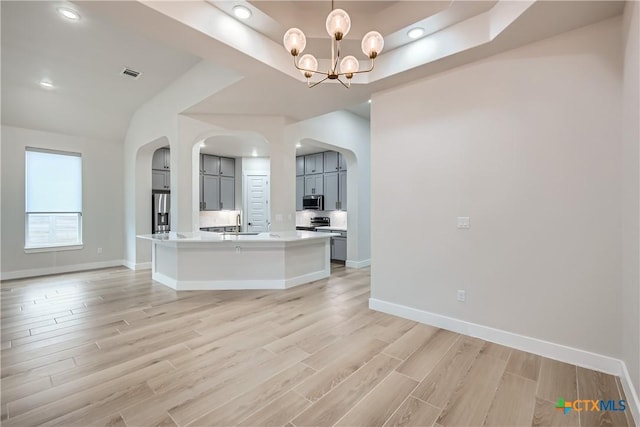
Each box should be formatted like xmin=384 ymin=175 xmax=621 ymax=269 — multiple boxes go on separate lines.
xmin=152 ymin=191 xmax=170 ymax=233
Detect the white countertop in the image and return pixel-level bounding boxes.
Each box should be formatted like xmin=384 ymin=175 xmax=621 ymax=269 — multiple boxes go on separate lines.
xmin=314 ymin=226 xmax=347 ymax=232
xmin=137 ymin=230 xmax=338 ymax=243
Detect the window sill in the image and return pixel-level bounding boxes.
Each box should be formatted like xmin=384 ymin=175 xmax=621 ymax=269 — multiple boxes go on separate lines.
xmin=24 ymin=244 xmax=84 ymax=254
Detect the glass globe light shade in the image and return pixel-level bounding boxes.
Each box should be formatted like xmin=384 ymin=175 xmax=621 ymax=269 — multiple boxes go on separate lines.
xmin=298 ymin=54 xmax=318 ymax=77
xmin=340 ymin=55 xmax=359 ymax=75
xmin=361 ymin=31 xmax=384 ymax=58
xmin=283 ymin=28 xmax=306 ymax=56
xmin=326 ymin=9 xmax=351 ymax=40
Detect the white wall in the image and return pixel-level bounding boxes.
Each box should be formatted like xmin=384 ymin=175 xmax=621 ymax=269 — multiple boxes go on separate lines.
xmin=122 ymin=61 xmax=241 ymax=268
xmin=622 ymin=0 xmax=640 ymax=398
xmin=1 ymin=126 xmax=124 ymax=278
xmin=371 ymin=18 xmax=623 ymax=357
xmin=242 ymin=157 xmax=270 ymax=172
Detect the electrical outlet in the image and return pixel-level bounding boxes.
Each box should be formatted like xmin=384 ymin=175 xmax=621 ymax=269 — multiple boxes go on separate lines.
xmin=97 ymin=247 xmax=102 ymax=254
xmin=235 ymin=246 xmax=241 ymax=254
xmin=457 ymin=290 xmax=466 ymax=302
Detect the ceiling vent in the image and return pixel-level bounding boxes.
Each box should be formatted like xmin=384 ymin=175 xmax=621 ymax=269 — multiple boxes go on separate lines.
xmin=121 ymin=68 xmax=141 ymax=79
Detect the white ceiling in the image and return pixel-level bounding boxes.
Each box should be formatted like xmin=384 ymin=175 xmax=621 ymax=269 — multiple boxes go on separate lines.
xmin=0 ymin=1 xmax=200 ymax=141
xmin=1 ymin=0 xmax=626 ymax=148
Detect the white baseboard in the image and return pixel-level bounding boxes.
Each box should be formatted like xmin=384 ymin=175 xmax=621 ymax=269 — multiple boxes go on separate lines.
xmin=369 ymin=297 xmax=639 ymax=425
xmin=134 ymin=262 xmax=151 ymax=271
xmin=620 ymin=360 xmax=640 ymax=426
xmin=284 ymin=270 xmax=330 ymax=288
xmin=122 ymin=260 xmax=151 ymax=271
xmin=152 ymin=269 xmax=329 ymax=291
xmin=346 ymin=258 xmax=371 ymax=269
xmin=0 ymin=260 xmax=125 ymax=281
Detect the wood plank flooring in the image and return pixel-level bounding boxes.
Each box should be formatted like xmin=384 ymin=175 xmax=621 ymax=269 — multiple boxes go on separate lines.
xmin=1 ymin=266 xmax=634 ymax=426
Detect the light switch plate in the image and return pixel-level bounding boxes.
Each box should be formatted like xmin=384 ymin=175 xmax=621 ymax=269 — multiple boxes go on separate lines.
xmin=457 ymin=217 xmax=470 ymax=229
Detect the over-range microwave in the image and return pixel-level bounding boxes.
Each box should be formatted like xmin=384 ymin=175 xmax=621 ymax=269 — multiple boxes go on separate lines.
xmin=303 ymin=195 xmax=324 ymax=210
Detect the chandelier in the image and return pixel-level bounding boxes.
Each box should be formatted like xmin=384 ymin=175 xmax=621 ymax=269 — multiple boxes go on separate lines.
xmin=283 ymin=1 xmax=384 ymax=88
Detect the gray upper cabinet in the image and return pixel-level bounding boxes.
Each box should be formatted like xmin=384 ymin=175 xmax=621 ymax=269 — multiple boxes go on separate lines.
xmin=295 ymin=150 xmax=347 ymax=211
xmin=323 ymin=151 xmax=347 ymax=172
xmin=324 ymin=151 xmax=339 ymax=173
xmin=338 ymin=171 xmax=347 ymax=211
xmin=323 ymin=172 xmax=339 ymax=210
xmin=296 ymin=156 xmax=305 ymax=176
xmin=152 ymin=148 xmax=170 ymax=170
xmin=323 ymin=171 xmax=347 ymax=211
xmin=296 ymin=176 xmax=304 ymax=211
xmin=152 ymin=170 xmax=170 ymax=191
xmin=220 ymin=157 xmax=235 ymax=177
xmin=305 ymin=175 xmax=323 ymax=196
xmin=339 ymin=153 xmax=347 ymax=171
xmin=201 ymin=154 xmax=220 ymax=175
xmin=220 ymin=176 xmax=235 ymax=210
xmin=200 ymin=154 xmax=236 ymax=210
xmin=202 ymin=175 xmax=220 ymax=211
xmin=304 ymin=153 xmax=323 ymax=175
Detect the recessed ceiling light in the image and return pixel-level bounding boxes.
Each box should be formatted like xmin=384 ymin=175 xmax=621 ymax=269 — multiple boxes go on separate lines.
xmin=251 ymin=149 xmax=258 ymax=157
xmin=39 ymin=80 xmax=54 ymax=89
xmin=407 ymin=27 xmax=425 ymax=39
xmin=368 ymin=99 xmax=372 ymax=104
xmin=57 ymin=7 xmax=80 ymax=21
xmin=296 ymin=143 xmax=302 ymax=148
xmin=233 ymin=5 xmax=251 ymax=20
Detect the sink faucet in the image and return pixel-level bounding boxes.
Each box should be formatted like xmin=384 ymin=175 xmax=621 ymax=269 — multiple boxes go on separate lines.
xmin=235 ymin=213 xmax=241 ymax=234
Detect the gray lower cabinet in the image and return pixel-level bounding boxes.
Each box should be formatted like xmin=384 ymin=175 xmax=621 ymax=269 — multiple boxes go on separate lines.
xmin=318 ymin=230 xmax=347 ymax=261
xmin=305 ymin=175 xmax=323 ymax=196
xmin=220 ymin=176 xmax=235 ymax=210
xmin=152 ymin=170 xmax=170 ymax=191
xmin=202 ymin=175 xmax=220 ymax=211
xmin=296 ymin=176 xmax=304 ymax=211
xmin=332 ymin=236 xmax=347 ymax=261
xmin=203 ymin=226 xmax=237 ymax=232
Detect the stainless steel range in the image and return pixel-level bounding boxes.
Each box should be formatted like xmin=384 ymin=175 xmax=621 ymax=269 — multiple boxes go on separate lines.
xmin=296 ymin=216 xmax=330 ymax=231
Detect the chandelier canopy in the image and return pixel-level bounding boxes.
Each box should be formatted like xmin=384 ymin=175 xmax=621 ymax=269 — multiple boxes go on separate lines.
xmin=283 ymin=1 xmax=384 ymax=88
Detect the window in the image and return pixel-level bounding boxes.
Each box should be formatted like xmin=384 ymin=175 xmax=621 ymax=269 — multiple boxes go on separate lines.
xmin=25 ymin=148 xmax=82 ymax=251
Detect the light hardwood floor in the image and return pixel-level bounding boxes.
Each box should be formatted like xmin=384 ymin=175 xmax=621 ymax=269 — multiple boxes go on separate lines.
xmin=1 ymin=265 xmax=634 ymax=427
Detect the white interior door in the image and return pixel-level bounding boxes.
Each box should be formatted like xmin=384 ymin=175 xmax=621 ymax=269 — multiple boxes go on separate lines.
xmin=245 ymin=175 xmax=269 ymax=232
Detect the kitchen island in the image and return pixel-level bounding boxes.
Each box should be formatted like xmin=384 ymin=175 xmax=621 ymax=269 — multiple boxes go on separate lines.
xmin=137 ymin=230 xmax=336 ymax=291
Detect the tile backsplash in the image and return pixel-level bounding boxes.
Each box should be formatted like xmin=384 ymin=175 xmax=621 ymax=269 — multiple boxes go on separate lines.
xmin=201 ymin=210 xmax=346 ymax=229
xmin=200 ymin=210 xmax=241 ymax=228
xmin=296 ymin=210 xmax=347 ymax=228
